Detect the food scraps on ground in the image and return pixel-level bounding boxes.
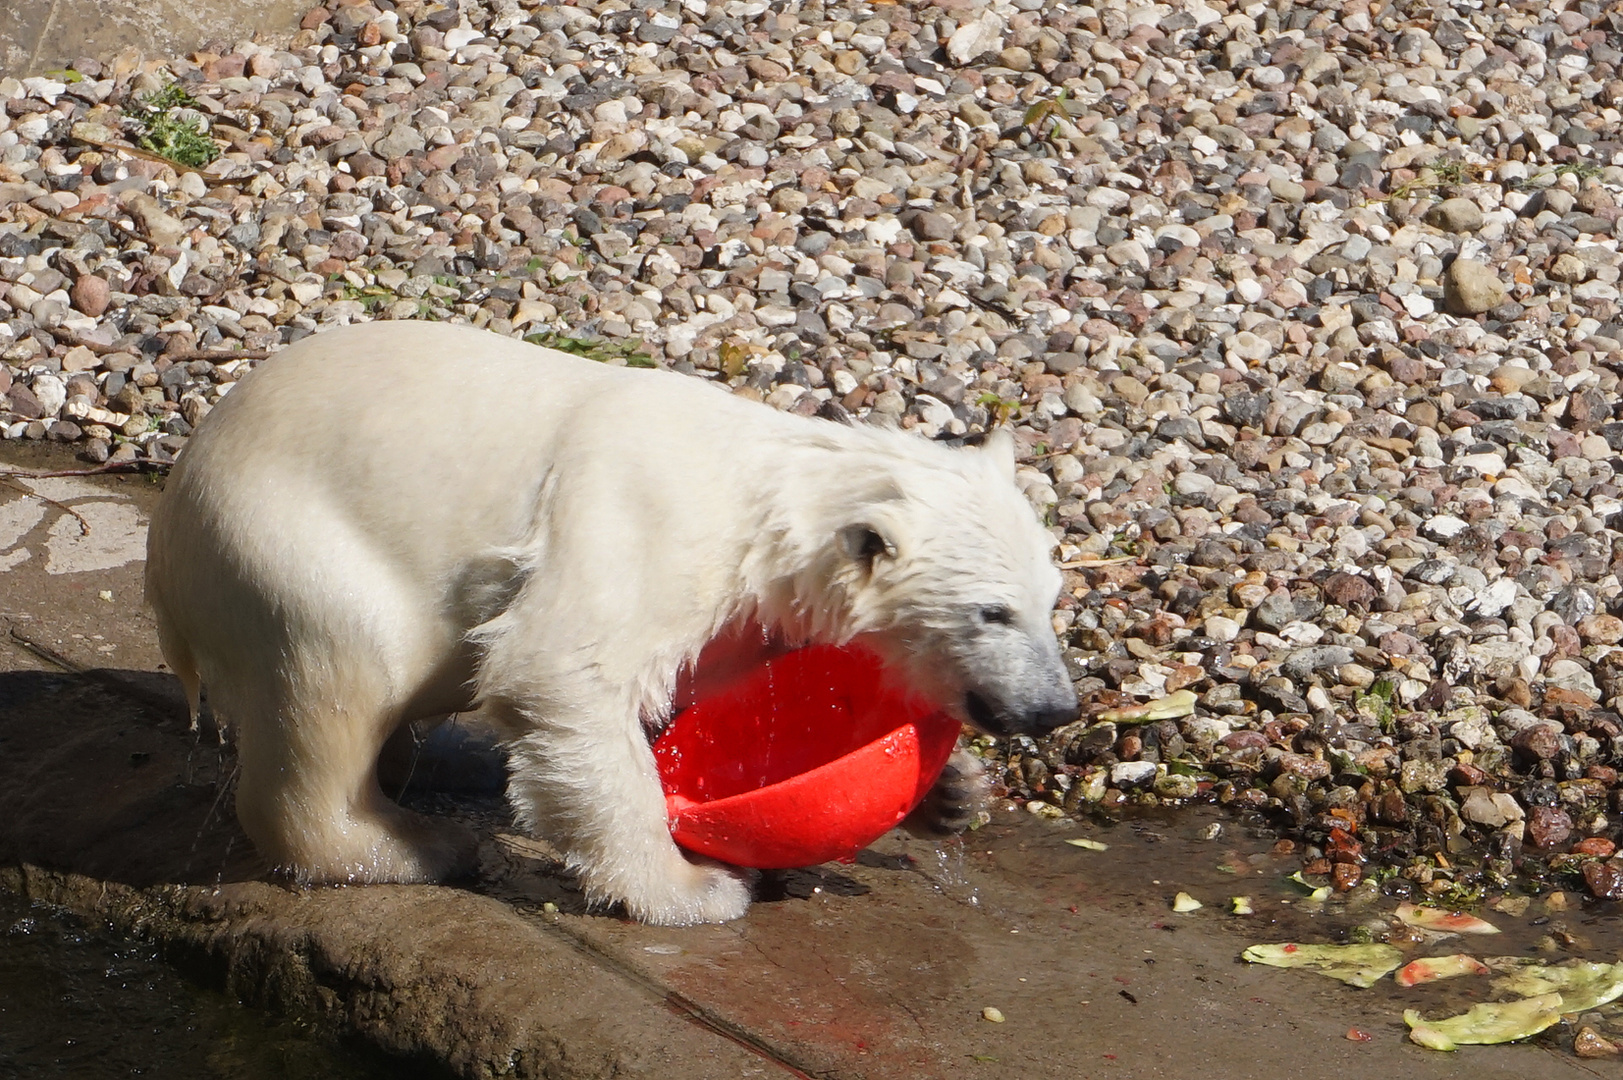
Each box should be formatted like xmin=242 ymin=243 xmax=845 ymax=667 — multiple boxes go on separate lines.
xmin=1490 ymin=896 xmax=1531 ymax=917
xmin=1403 ymin=994 xmax=1564 ymax=1051
xmin=1394 ymin=902 xmax=1501 ymax=936
xmin=1096 ymin=689 xmax=1197 ymax=724
xmin=1240 ymin=943 xmax=1405 ymax=988
xmin=1172 ymin=892 xmax=1202 ymax=913
xmin=1063 ymin=838 xmax=1108 ymax=851
xmin=1231 ymin=896 xmax=1254 ymax=915
xmin=1287 ymin=871 xmax=1331 ymax=901
xmin=981 ymin=1006 xmax=1005 ymax=1023
xmin=1487 ymin=959 xmax=1623 ymax=1014
xmin=1394 ymin=955 xmax=1491 ymax=988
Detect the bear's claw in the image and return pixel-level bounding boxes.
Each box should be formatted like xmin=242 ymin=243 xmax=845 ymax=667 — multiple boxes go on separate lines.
xmin=907 ymin=749 xmax=990 ymax=836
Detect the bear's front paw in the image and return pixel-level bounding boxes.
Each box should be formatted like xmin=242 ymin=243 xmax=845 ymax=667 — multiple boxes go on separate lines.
xmin=611 ymin=857 xmax=754 ymax=927
xmin=907 ymin=748 xmax=990 ymax=836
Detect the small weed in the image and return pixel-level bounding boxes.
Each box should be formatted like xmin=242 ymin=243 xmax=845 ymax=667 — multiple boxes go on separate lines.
xmin=1356 ymin=675 xmax=1399 ymax=733
xmin=128 ymin=82 xmax=220 ymax=168
xmin=1431 ymin=160 xmax=1469 ymax=186
xmin=525 ymin=330 xmax=654 ymax=368
xmin=1023 ymin=88 xmax=1075 ymax=144
xmin=718 ymin=339 xmax=757 ymax=377
xmin=43 ymin=68 xmax=84 ymax=84
xmin=340 ymin=284 xmax=399 ymax=312
xmin=975 ymin=391 xmax=1021 ymax=425
xmin=1108 ymin=534 xmax=1142 ymax=558
xmin=1387 ymin=159 xmax=1484 ymax=201
xmin=1555 ymin=160 xmax=1603 ymax=181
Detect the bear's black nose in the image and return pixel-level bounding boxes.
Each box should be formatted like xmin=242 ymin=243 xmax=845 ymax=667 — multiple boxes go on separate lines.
xmin=1030 ymin=703 xmax=1079 ymax=730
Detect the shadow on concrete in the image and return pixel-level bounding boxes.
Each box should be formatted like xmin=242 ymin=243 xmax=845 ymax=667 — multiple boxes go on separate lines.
xmin=0 ymin=667 xmax=264 ymax=889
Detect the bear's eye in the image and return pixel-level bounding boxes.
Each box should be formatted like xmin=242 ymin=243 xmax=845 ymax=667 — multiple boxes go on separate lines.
xmin=979 ymin=605 xmax=1014 ymax=626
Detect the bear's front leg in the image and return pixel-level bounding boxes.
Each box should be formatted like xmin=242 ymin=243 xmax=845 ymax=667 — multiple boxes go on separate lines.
xmin=908 ymin=747 xmax=990 ymax=835
xmin=494 ymin=690 xmax=752 ymax=926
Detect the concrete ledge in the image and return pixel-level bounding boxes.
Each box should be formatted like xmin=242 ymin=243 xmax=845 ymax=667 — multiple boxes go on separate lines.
xmin=0 ymin=0 xmax=309 ymax=78
xmin=3 ymin=865 xmax=769 ymax=1079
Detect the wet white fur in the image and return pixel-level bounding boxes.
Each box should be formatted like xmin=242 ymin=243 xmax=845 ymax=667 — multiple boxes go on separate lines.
xmin=146 ymin=321 xmax=1068 ymax=925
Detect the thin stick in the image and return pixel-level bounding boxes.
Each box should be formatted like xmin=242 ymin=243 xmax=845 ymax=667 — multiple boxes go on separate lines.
xmin=0 ymin=474 xmax=91 ymax=534
xmin=0 ymin=461 xmax=164 ymax=479
xmin=162 ymin=348 xmax=273 ymax=363
xmin=71 ymin=134 xmax=255 ymax=187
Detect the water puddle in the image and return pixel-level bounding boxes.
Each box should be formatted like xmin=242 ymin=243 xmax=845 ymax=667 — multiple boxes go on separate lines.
xmin=0 ymin=893 xmax=435 ymax=1080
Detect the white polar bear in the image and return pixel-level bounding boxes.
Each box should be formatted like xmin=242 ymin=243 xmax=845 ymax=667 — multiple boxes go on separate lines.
xmin=145 ymin=321 xmax=1076 ymax=925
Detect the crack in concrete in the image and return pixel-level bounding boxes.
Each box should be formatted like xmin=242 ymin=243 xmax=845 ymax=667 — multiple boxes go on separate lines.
xmin=23 ymin=0 xmax=63 ymax=74
xmin=537 ymin=916 xmax=827 ymax=1080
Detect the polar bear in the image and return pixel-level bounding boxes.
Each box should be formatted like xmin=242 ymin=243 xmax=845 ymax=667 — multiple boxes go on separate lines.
xmin=145 ymin=321 xmax=1076 ymax=925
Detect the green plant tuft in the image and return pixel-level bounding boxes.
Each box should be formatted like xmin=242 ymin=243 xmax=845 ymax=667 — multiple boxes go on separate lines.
xmin=128 ymin=82 xmax=220 ymax=168
xmin=524 ymin=330 xmax=655 ymax=368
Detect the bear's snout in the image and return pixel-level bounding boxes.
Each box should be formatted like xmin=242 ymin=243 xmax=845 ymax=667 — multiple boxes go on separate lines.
xmin=964 ymin=688 xmax=1078 ymax=736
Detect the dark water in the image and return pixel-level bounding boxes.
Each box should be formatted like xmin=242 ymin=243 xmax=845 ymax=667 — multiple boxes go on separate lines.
xmin=0 ymin=892 xmax=421 ymax=1080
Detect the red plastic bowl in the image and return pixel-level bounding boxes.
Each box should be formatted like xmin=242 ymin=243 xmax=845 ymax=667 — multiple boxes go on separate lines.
xmin=653 ymin=644 xmax=961 ymax=869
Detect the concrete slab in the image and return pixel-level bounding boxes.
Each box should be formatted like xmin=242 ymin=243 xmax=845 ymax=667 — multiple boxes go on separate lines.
xmin=0 ymin=443 xmax=165 ymax=679
xmin=0 ymin=442 xmax=1607 ymax=1078
xmin=0 ymin=0 xmax=309 ymax=78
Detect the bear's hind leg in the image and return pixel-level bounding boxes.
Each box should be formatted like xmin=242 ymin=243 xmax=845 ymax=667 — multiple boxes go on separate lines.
xmin=151 ymin=605 xmax=204 ymax=729
xmin=230 ymin=676 xmax=477 ymax=885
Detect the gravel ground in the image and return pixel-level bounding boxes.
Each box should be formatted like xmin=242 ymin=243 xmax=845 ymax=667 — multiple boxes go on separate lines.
xmin=4 ymin=0 xmax=1623 ymax=902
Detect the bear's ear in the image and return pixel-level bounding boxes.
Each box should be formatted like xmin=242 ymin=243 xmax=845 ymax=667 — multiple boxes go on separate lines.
xmin=837 ymin=523 xmax=897 ymax=569
xmin=982 ymin=427 xmax=1017 ymax=480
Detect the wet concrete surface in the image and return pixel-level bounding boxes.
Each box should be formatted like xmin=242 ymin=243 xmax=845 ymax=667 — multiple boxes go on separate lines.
xmin=0 ymin=888 xmax=411 ymax=1080
xmin=0 ymin=0 xmax=308 ymax=78
xmin=2 ymin=441 xmax=1621 ymax=1078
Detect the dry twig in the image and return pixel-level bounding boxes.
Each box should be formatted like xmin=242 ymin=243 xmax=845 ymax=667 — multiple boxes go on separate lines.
xmin=0 ymin=474 xmax=92 ymax=535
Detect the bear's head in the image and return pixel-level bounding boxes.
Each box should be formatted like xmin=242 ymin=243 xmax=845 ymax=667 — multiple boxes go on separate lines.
xmin=822 ymin=430 xmax=1078 ymax=737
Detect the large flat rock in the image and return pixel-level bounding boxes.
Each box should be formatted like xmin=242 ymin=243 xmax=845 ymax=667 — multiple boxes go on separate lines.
xmin=0 ymin=0 xmax=308 ymax=77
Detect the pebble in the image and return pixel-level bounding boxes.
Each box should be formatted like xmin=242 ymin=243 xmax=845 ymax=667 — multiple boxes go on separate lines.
xmin=1424 ymin=198 xmax=1484 ymax=234
xmin=1442 ymin=258 xmax=1507 ymax=315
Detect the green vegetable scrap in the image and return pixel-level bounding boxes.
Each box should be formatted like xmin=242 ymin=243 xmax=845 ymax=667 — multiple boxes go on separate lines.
xmin=1287 ymin=871 xmax=1330 ymax=901
xmin=1063 ymin=838 xmax=1108 ymax=851
xmin=1488 ymin=959 xmax=1623 ymax=1014
xmin=1096 ymin=689 xmax=1196 ymax=725
xmin=1240 ymin=943 xmax=1404 ymax=989
xmin=1404 ymin=994 xmax=1563 ymax=1052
